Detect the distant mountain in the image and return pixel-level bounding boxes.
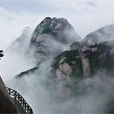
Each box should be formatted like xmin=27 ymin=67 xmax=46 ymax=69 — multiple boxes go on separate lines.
xmin=30 ymin=17 xmax=80 ymax=45
xmin=82 ymin=24 xmax=114 ymax=46
xmin=10 ymin=26 xmax=32 ymax=54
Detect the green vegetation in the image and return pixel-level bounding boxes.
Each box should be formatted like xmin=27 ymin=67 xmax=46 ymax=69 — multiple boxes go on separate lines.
xmin=52 ymin=41 xmax=114 ymax=79
xmin=89 ymin=42 xmax=114 ymax=74
xmin=52 ymin=50 xmax=83 ymax=78
xmin=42 ymin=24 xmax=52 ymax=34
xmin=52 ymin=50 xmax=79 ymax=68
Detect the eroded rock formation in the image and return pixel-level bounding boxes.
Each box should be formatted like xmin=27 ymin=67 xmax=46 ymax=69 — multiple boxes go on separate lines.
xmin=28 ymin=17 xmax=80 ymax=63
xmin=53 ymin=41 xmax=114 ymax=80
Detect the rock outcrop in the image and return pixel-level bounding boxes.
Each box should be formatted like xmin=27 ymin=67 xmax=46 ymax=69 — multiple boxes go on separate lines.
xmin=0 ymin=76 xmax=17 ymax=113
xmin=52 ymin=41 xmax=114 ymax=80
xmin=29 ymin=17 xmax=80 ymax=63
xmin=55 ymin=59 xmax=72 ymax=80
xmin=10 ymin=17 xmax=81 ymax=64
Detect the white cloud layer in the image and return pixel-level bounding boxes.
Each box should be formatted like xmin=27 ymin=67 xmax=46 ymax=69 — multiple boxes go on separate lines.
xmin=0 ymin=7 xmax=45 ymax=49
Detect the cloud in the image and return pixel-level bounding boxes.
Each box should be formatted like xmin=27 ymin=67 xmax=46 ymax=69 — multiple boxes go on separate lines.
xmin=0 ymin=7 xmax=45 ymax=49
xmin=0 ymin=1 xmax=114 ymax=113
xmin=0 ymin=0 xmax=114 ymax=79
xmin=0 ymin=0 xmax=51 ymax=14
xmin=0 ymin=0 xmax=114 ymax=49
xmin=7 ymin=63 xmax=114 ymax=114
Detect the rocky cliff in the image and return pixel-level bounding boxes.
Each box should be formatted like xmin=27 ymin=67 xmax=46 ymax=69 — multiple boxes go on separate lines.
xmin=10 ymin=17 xmax=80 ymax=64
xmin=29 ymin=17 xmax=80 ymax=63
xmin=14 ymin=20 xmax=114 ymax=81
xmin=53 ymin=40 xmax=114 ymax=80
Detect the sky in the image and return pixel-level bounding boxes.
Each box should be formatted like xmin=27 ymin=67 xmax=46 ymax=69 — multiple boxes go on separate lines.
xmin=0 ymin=0 xmax=114 ymax=48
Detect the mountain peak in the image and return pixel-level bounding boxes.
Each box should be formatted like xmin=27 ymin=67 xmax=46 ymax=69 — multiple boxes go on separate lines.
xmin=29 ymin=17 xmax=80 ymax=62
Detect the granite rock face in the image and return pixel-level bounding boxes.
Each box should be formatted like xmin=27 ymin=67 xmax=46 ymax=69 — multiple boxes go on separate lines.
xmin=10 ymin=17 xmax=81 ymax=64
xmin=53 ymin=41 xmax=114 ymax=80
xmin=30 ymin=17 xmax=80 ymax=45
xmin=29 ymin=17 xmax=80 ymax=63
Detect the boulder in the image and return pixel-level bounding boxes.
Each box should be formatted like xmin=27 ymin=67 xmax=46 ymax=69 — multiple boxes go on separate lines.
xmin=0 ymin=76 xmax=17 ymax=113
xmin=56 ymin=61 xmax=72 ymax=80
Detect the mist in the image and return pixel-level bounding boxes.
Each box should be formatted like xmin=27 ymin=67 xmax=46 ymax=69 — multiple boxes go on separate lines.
xmin=0 ymin=28 xmax=114 ymax=114
xmin=4 ymin=60 xmax=114 ymax=114
xmin=1 ymin=34 xmax=114 ymax=114
xmin=0 ymin=0 xmax=114 ymax=113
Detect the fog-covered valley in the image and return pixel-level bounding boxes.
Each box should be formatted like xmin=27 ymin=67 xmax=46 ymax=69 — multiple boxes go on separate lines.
xmin=0 ymin=1 xmax=114 ymax=113
xmin=0 ymin=16 xmax=114 ymax=114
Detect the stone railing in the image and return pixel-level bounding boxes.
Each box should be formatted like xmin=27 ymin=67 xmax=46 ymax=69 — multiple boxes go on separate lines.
xmin=7 ymin=87 xmax=33 ymax=114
